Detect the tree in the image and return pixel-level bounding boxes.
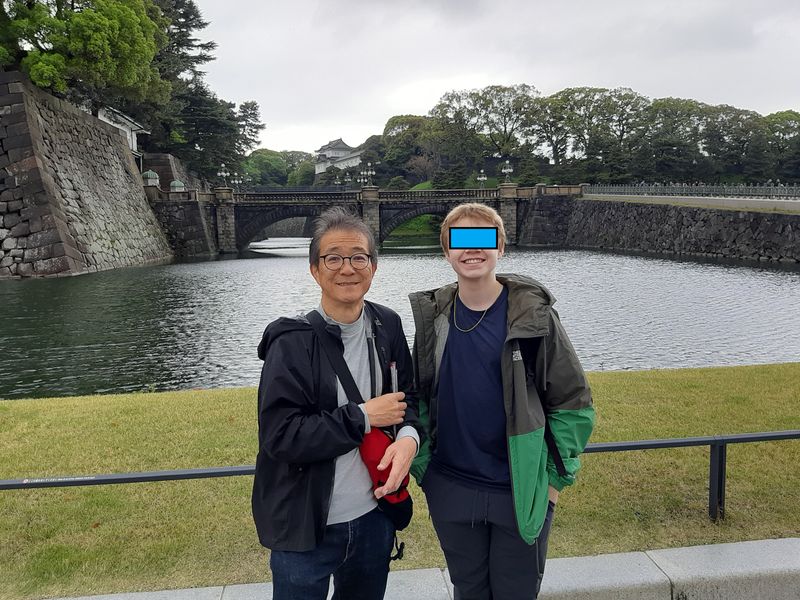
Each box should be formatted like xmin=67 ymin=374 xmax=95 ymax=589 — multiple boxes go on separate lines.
xmin=163 ymin=77 xmax=242 ymax=179
xmin=383 ymin=114 xmax=431 ymax=171
xmin=702 ymin=105 xmax=764 ymax=181
xmin=764 ymin=110 xmax=800 ymax=180
xmin=151 ymin=0 xmax=216 ymax=80
xmin=4 ymin=0 xmax=170 ymax=113
xmin=236 ymin=100 xmax=265 ymax=155
xmin=385 ymin=176 xmax=411 ymax=190
xmin=243 ymin=149 xmax=288 ymax=187
xmin=524 ymin=95 xmax=571 ymax=165
xmin=431 ymin=84 xmax=538 ymax=158
xmin=280 ymin=150 xmax=313 ymax=171
xmin=286 ymin=160 xmax=315 ymax=186
xmin=558 ymin=87 xmax=609 ymax=157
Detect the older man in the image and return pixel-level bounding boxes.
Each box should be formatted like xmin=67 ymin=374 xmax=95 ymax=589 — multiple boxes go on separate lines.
xmin=252 ymin=207 xmax=420 ymax=600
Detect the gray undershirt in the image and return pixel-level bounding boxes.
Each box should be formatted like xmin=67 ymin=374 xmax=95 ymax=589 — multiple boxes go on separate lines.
xmin=317 ymin=304 xmax=419 ymax=525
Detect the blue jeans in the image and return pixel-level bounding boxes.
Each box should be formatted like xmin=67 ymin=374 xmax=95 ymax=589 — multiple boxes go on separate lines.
xmin=269 ymin=507 xmax=395 ymax=600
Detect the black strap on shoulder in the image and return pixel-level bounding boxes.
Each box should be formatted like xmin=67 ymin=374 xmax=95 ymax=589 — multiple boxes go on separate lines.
xmin=306 ymin=311 xmax=363 ymax=406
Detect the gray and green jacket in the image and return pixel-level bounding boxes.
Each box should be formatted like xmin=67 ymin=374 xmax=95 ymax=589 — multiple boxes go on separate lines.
xmin=409 ymin=273 xmax=595 ymax=544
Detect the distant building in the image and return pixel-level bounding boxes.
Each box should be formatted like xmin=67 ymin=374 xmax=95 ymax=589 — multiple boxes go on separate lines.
xmin=97 ymin=106 xmax=150 ymax=170
xmin=314 ymin=138 xmax=363 ymax=175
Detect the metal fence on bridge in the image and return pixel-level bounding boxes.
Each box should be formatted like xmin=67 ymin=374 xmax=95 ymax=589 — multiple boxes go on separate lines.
xmin=587 ymin=184 xmax=800 ymax=199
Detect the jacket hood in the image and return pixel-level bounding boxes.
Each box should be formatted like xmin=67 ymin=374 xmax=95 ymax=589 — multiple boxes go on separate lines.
xmin=257 ymin=315 xmax=311 ymax=360
xmin=410 ymin=273 xmax=555 ymax=338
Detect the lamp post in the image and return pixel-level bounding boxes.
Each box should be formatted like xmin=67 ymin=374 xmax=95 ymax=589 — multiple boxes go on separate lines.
xmin=360 ymin=162 xmax=376 ymax=186
xmin=217 ymin=163 xmax=230 ymax=187
xmin=344 ymin=172 xmax=352 ymax=189
xmin=477 ymin=169 xmax=487 ymax=189
xmin=502 ymin=160 xmax=514 ymax=183
xmin=231 ymin=172 xmax=243 ymax=192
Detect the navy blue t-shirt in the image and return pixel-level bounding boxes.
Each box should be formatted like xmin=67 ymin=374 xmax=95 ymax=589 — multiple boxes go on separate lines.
xmin=433 ymin=286 xmax=510 ymax=490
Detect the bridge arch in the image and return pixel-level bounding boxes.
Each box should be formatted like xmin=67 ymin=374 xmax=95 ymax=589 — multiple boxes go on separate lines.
xmin=236 ymin=205 xmax=324 ymax=250
xmin=379 ymin=203 xmax=455 ymax=244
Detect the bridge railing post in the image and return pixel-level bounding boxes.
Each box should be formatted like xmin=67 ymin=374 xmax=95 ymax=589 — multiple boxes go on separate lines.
xmin=214 ymin=187 xmax=238 ymax=254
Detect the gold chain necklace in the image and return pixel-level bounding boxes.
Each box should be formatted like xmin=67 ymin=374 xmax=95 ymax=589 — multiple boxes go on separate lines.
xmin=452 ymin=296 xmax=488 ymax=333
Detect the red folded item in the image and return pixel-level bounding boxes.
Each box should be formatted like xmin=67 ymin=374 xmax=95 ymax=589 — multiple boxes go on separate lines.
xmin=359 ymin=428 xmax=413 ymax=529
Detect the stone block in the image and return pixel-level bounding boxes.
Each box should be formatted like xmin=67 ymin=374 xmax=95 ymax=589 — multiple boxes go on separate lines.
xmin=5 ymin=121 xmax=29 ymax=137
xmin=539 ymin=552 xmax=670 ymax=600
xmin=3 ymin=132 xmax=33 ymax=150
xmin=9 ymin=248 xmax=23 ymax=257
xmin=0 ymin=92 xmax=23 ymax=107
xmin=27 ymin=228 xmax=61 ymax=248
xmin=24 ymin=245 xmax=51 ymax=262
xmin=10 ymin=222 xmax=29 ymax=237
xmin=2 ymin=213 xmax=21 ymax=228
xmin=0 ymin=228 xmax=8 ymax=241
xmin=8 ymin=200 xmax=23 ymax=212
xmin=0 ymin=256 xmax=12 ymax=267
xmin=29 ymin=217 xmax=42 ymax=233
xmin=17 ymin=262 xmax=33 ymax=277
xmin=33 ymin=255 xmax=71 ymax=275
xmin=2 ymin=237 xmax=16 ymax=250
xmin=647 ymin=538 xmax=800 ymax=600
xmin=7 ymin=146 xmax=34 ymax=163
xmin=40 ymin=214 xmax=55 ymax=229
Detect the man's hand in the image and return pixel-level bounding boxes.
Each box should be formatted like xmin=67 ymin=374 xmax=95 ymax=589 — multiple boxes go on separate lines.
xmin=374 ymin=436 xmax=416 ymax=499
xmin=548 ymin=485 xmax=559 ymax=505
xmin=364 ymin=392 xmax=406 ymax=428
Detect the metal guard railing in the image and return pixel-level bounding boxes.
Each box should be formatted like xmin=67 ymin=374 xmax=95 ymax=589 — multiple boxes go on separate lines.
xmin=2 ymin=430 xmax=798 ymax=522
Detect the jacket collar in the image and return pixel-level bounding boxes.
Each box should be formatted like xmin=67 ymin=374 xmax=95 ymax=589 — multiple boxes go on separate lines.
xmin=419 ymin=273 xmax=554 ymax=338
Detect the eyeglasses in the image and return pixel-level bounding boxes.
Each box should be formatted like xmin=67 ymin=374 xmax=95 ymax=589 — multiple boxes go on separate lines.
xmin=319 ymin=253 xmax=372 ymax=270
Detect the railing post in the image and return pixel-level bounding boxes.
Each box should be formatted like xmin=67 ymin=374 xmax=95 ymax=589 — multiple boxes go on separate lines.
xmin=709 ymin=441 xmax=727 ymax=521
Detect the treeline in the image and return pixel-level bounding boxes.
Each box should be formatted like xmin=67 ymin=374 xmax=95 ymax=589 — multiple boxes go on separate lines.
xmin=308 ymin=84 xmax=800 ymax=189
xmin=1 ymin=0 xmax=264 ymax=180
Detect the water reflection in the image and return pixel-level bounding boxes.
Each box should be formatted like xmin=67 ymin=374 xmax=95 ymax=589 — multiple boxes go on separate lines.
xmin=1 ymin=243 xmax=798 ymax=399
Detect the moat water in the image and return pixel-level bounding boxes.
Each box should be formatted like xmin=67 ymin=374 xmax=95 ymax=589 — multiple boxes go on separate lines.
xmin=1 ymin=242 xmax=799 ymax=399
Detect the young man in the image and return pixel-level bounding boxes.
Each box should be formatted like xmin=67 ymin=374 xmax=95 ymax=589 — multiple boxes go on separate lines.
xmin=409 ymin=203 xmax=595 ymax=600
xmin=252 ymin=207 xmax=420 ymax=600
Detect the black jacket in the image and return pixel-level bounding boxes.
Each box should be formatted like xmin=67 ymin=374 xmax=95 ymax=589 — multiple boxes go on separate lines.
xmin=251 ymin=300 xmax=421 ymax=551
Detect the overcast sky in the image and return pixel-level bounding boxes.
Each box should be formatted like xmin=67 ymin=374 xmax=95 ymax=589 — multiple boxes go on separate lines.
xmin=198 ymin=0 xmax=800 ymax=154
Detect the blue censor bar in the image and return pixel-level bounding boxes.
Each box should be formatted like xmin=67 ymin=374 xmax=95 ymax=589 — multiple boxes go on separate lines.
xmin=449 ymin=227 xmax=498 ymax=250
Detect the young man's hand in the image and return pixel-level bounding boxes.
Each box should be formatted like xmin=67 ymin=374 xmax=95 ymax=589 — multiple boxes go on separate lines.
xmin=364 ymin=392 xmax=406 ymax=427
xmin=374 ymin=436 xmax=416 ymax=498
xmin=548 ymin=485 xmax=559 ymax=504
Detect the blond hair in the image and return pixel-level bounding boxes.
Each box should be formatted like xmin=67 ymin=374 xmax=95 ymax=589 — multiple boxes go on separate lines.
xmin=439 ymin=203 xmax=506 ymax=254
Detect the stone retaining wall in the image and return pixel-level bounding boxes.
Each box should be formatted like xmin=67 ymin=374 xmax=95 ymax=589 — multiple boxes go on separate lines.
xmin=0 ymin=72 xmax=173 ymax=279
xmin=518 ymin=196 xmax=800 ymax=263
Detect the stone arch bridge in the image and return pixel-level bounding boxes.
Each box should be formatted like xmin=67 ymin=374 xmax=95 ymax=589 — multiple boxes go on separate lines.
xmin=146 ymin=184 xmax=583 ymax=256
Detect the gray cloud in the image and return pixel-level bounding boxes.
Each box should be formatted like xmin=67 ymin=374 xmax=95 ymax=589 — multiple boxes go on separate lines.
xmin=198 ymin=0 xmax=800 ymax=152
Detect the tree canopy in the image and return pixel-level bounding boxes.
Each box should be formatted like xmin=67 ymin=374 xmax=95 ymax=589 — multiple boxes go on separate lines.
xmin=2 ymin=0 xmax=266 ymax=180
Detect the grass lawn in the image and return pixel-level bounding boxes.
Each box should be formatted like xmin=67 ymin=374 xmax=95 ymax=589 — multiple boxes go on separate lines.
xmin=1 ymin=363 xmax=799 ymax=599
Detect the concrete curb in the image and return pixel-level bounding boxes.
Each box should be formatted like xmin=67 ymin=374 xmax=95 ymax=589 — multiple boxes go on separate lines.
xmin=51 ymin=538 xmax=800 ymax=600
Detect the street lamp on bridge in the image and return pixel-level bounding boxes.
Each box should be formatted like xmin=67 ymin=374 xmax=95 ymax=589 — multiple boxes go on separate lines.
xmin=477 ymin=169 xmax=487 ymax=189
xmin=217 ymin=163 xmax=230 ymax=187
xmin=360 ymin=162 xmax=376 ymax=186
xmin=502 ymin=160 xmax=513 ymax=183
